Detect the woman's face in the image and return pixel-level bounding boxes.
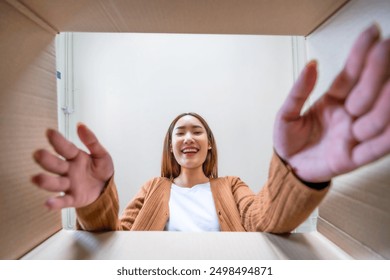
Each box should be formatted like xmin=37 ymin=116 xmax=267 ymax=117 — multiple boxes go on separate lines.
xmin=171 ymin=115 xmax=210 ymax=173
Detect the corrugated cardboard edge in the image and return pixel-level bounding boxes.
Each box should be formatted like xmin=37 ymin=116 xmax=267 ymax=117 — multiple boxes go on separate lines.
xmin=18 ymin=0 xmax=349 ymax=36
xmin=318 ymin=217 xmax=384 ymax=260
xmin=22 ymin=231 xmax=352 ymax=260
xmin=6 ymin=0 xmax=58 ymax=34
xmin=304 ymin=0 xmax=351 ymax=36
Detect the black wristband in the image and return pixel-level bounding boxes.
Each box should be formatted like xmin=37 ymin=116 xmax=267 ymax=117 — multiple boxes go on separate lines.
xmin=273 ymin=150 xmax=331 ymax=190
xmin=300 ymin=179 xmax=330 ymax=190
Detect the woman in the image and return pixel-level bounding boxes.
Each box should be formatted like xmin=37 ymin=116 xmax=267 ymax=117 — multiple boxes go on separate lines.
xmin=77 ymin=112 xmax=329 ymax=232
xmin=33 ymin=112 xmax=328 ymax=233
xmin=32 ymin=24 xmax=390 ymax=233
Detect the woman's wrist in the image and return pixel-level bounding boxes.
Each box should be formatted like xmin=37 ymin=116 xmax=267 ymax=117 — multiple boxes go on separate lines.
xmin=274 ymin=148 xmax=331 ymax=190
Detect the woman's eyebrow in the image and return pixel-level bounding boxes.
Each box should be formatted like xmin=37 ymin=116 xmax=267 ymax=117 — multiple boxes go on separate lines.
xmin=175 ymin=125 xmax=204 ymax=130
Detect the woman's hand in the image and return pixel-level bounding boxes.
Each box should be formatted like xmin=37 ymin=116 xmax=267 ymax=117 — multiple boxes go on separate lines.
xmin=274 ymin=24 xmax=390 ymax=183
xmin=32 ymin=124 xmax=114 ymax=210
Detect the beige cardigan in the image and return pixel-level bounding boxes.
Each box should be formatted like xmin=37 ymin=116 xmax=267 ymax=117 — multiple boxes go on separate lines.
xmin=76 ymin=153 xmax=329 ymax=233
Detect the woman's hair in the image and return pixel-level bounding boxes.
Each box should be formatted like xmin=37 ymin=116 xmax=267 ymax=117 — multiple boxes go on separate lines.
xmin=161 ymin=112 xmax=218 ymax=179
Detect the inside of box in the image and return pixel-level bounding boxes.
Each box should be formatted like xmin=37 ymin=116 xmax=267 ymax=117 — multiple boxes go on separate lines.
xmin=21 ymin=231 xmax=352 ymax=260
xmin=2 ymin=0 xmax=389 ymax=260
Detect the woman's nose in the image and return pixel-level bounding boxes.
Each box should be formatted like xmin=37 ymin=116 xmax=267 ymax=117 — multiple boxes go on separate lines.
xmin=183 ymin=132 xmax=194 ymax=143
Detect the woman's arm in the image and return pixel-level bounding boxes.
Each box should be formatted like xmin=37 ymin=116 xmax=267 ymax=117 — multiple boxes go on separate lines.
xmin=232 ymin=152 xmax=328 ymax=233
xmin=76 ymin=176 xmax=148 ymax=231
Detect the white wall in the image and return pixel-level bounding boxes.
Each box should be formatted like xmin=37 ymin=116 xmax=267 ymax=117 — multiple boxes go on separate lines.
xmin=60 ymin=33 xmax=300 ymax=218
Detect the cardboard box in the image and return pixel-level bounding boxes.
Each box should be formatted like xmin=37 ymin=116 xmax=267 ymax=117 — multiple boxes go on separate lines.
xmin=1 ymin=0 xmax=389 ymax=260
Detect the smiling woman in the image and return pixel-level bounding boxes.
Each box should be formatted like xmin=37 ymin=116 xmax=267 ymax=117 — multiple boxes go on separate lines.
xmin=33 ymin=112 xmax=329 ymax=232
xmin=163 ymin=113 xmax=219 ymax=231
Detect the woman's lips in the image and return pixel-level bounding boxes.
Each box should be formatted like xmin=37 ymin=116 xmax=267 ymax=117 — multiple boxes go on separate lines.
xmin=181 ymin=147 xmax=199 ymax=156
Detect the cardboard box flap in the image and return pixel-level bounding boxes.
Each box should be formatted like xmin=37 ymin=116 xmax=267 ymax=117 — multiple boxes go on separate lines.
xmin=22 ymin=230 xmax=352 ymax=259
xmin=0 ymin=1 xmax=61 ymax=260
xmin=18 ymin=0 xmax=349 ymax=35
xmin=318 ymin=155 xmax=390 ymax=259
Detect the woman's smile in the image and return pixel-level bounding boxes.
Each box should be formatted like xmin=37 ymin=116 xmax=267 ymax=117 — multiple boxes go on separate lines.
xmin=181 ymin=146 xmax=200 ymax=156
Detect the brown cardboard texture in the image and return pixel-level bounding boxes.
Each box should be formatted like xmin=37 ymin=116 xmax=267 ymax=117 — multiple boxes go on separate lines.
xmin=318 ymin=156 xmax=390 ymax=259
xmin=15 ymin=0 xmax=348 ymax=35
xmin=21 ymin=231 xmax=351 ymax=260
xmin=2 ymin=0 xmax=389 ymax=260
xmin=0 ymin=0 xmax=61 ymax=260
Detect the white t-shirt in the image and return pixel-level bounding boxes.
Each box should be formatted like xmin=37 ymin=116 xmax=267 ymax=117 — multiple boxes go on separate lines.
xmin=164 ymin=182 xmax=220 ymax=232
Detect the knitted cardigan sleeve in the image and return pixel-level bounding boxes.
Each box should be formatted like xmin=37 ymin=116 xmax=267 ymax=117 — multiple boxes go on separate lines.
xmin=231 ymin=152 xmax=329 ymax=233
xmin=75 ymin=176 xmax=148 ymax=231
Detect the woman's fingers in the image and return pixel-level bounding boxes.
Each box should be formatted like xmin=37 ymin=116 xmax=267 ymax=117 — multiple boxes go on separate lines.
xmin=353 ymin=79 xmax=390 ymax=142
xmin=77 ymin=123 xmax=109 ymax=159
xmin=352 ymin=123 xmax=390 ymax=166
xmin=33 ymin=149 xmax=69 ymax=175
xmin=32 ymin=126 xmax=111 ymax=210
xmin=346 ymin=38 xmax=390 ymax=117
xmin=327 ymin=24 xmax=380 ymax=100
xmin=31 ymin=173 xmax=70 ymax=193
xmin=278 ymin=60 xmax=317 ymax=121
xmin=46 ymin=129 xmax=79 ymax=160
xmin=45 ymin=194 xmax=75 ymax=210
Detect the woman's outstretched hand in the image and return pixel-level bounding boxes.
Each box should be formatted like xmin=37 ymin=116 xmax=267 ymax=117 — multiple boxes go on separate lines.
xmin=32 ymin=124 xmax=114 ymax=210
xmin=274 ymin=24 xmax=390 ymax=183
